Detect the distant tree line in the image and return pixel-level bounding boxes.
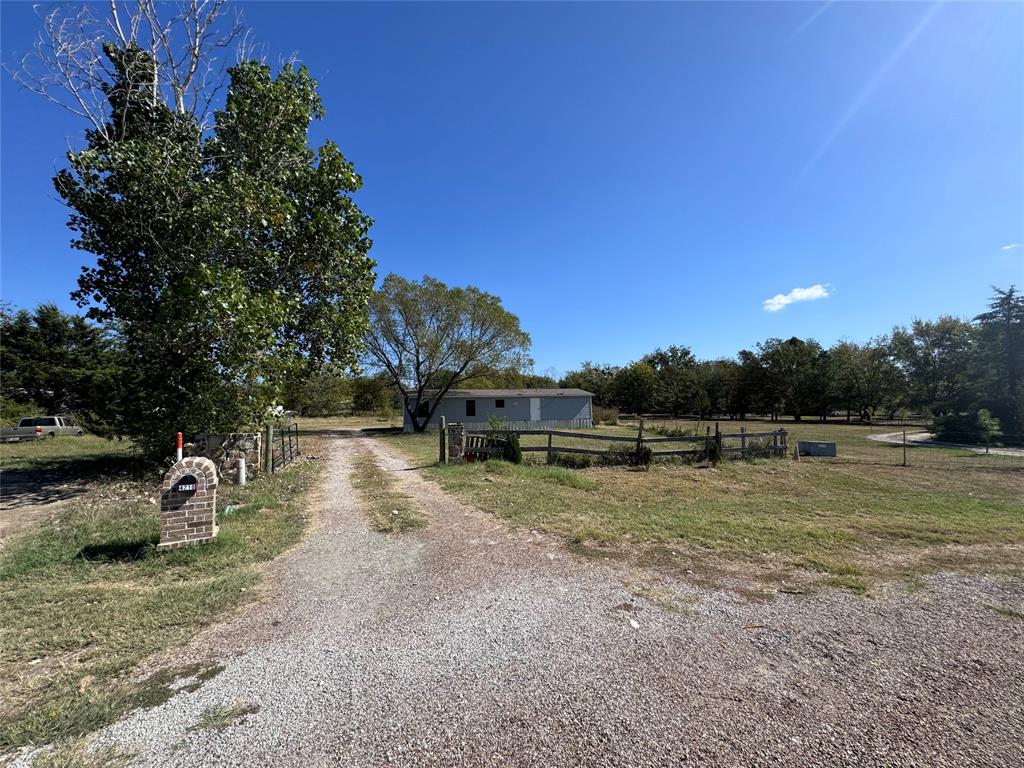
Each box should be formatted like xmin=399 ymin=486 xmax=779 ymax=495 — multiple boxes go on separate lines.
xmin=4 ymin=287 xmax=1019 ymax=446
xmin=560 ymin=287 xmax=1023 ymax=443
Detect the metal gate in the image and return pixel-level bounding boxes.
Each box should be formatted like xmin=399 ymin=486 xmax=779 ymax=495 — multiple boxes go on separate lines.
xmin=271 ymin=422 xmax=300 ymax=471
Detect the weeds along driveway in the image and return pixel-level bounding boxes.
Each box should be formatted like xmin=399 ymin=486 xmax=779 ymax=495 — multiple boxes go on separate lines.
xmin=79 ymin=431 xmax=1024 ymax=767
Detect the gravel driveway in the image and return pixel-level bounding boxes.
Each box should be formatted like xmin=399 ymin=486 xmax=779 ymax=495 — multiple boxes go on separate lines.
xmin=84 ymin=431 xmax=1023 ymax=766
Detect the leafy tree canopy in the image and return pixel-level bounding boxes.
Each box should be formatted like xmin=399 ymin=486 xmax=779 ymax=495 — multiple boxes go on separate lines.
xmin=0 ymin=304 xmax=121 ymax=428
xmin=55 ymin=46 xmax=375 ymax=455
xmin=612 ymin=363 xmax=659 ymax=415
xmin=363 ymin=274 xmax=531 ymax=432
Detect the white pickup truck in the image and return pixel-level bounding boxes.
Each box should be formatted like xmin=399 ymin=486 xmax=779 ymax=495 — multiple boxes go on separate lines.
xmin=1 ymin=416 xmax=85 ymax=442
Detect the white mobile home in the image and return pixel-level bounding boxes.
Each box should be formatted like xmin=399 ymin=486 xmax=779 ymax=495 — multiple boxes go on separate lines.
xmin=403 ymin=389 xmax=593 ymax=432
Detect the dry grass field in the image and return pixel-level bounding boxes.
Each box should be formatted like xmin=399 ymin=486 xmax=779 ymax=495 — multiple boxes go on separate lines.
xmin=385 ymin=424 xmax=1024 ymax=592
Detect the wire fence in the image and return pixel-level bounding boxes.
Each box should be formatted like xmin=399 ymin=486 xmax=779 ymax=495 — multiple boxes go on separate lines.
xmin=632 ymin=418 xmax=1024 ymax=470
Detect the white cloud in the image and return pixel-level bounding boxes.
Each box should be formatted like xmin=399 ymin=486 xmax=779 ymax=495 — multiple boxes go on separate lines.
xmin=763 ymin=284 xmax=831 ymax=313
xmin=1001 ymin=243 xmax=1021 ymax=251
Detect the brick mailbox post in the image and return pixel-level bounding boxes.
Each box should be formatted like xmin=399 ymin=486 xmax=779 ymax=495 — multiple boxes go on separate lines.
xmin=158 ymin=456 xmax=219 ymax=550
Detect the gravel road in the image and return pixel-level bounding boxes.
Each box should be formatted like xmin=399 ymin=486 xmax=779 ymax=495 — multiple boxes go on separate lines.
xmin=82 ymin=431 xmax=1024 ymax=766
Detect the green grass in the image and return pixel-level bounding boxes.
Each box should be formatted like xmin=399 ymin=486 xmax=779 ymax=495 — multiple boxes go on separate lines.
xmin=295 ymin=414 xmax=402 ymax=435
xmin=393 ymin=419 xmax=1022 ymax=471
xmin=383 ymin=431 xmax=1024 ymax=587
xmin=349 ymin=451 xmax=427 ymax=533
xmin=0 ymin=454 xmax=322 ymax=752
xmin=433 ymin=459 xmax=597 ymax=491
xmin=29 ymin=739 xmax=136 ymax=768
xmin=821 ymin=575 xmax=870 ymax=594
xmin=187 ymin=702 xmax=260 ymax=732
xmin=0 ymin=435 xmax=142 ymax=474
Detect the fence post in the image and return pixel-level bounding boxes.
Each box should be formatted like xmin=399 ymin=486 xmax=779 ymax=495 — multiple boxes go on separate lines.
xmin=715 ymin=422 xmax=722 ymax=455
xmin=740 ymin=426 xmax=746 ymax=457
xmin=780 ymin=429 xmax=788 ymax=457
xmin=637 ymin=419 xmax=645 ymax=460
xmin=439 ymin=416 xmax=447 ymax=464
xmin=772 ymin=430 xmax=778 ymax=456
xmin=547 ymin=430 xmax=553 ymax=464
xmin=986 ymin=435 xmax=990 ymax=455
xmin=264 ymin=422 xmax=274 ymax=475
xmin=902 ymin=429 xmax=907 ymax=467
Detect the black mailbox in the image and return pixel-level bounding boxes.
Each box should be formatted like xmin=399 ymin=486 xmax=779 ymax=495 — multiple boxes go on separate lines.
xmin=174 ymin=474 xmax=199 ymax=494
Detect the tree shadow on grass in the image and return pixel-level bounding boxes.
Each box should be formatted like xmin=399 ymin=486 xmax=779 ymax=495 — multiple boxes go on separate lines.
xmin=77 ymin=537 xmax=158 ymax=563
xmin=0 ymin=453 xmax=155 ymax=510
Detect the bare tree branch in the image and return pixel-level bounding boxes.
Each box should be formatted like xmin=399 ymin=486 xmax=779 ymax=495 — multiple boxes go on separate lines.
xmin=4 ymin=1 xmax=250 ymax=139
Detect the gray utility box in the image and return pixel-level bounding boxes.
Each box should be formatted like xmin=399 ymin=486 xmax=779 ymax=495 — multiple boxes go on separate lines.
xmin=798 ymin=441 xmax=837 ymax=457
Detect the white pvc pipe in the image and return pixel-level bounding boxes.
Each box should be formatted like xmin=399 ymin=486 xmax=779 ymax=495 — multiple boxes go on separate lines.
xmin=237 ymin=457 xmax=247 ymax=485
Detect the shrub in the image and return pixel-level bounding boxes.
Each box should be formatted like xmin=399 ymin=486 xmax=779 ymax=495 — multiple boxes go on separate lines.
xmin=934 ymin=409 xmax=1002 ymax=444
xmin=593 ymin=406 xmax=619 ymax=425
xmin=649 ymin=424 xmax=697 ymax=437
xmin=636 ymin=444 xmax=653 ymax=466
xmin=741 ymin=438 xmax=775 ymax=460
xmin=550 ymin=452 xmax=592 ymax=469
xmin=701 ymin=437 xmax=723 ymax=466
xmin=0 ymin=398 xmax=40 ymax=427
xmin=600 ymin=443 xmax=652 ymax=468
xmin=502 ymin=433 xmax=522 ymax=464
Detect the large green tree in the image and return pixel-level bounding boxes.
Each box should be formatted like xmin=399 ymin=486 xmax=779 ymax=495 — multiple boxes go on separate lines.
xmin=974 ymin=286 xmax=1024 ymax=436
xmin=0 ymin=304 xmax=122 ymax=427
xmin=642 ymin=346 xmax=698 ymax=416
xmin=728 ymin=350 xmax=764 ymax=420
xmin=611 ymin=362 xmax=659 ymax=415
xmin=756 ymin=337 xmax=824 ymax=421
xmin=560 ymin=362 xmax=619 ymax=406
xmin=363 ymin=275 xmax=532 ymax=432
xmin=889 ymin=317 xmax=976 ymax=416
xmin=827 ymin=339 xmax=905 ymax=421
xmin=56 ymin=46 xmax=375 ymax=454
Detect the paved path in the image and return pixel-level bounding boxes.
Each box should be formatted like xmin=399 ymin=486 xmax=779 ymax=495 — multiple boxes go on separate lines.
xmin=88 ymin=431 xmax=1022 ymax=767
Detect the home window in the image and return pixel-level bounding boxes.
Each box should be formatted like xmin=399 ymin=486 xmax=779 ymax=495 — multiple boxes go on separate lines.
xmin=495 ymin=399 xmax=505 ymax=409
xmin=466 ymin=399 xmax=476 ymax=417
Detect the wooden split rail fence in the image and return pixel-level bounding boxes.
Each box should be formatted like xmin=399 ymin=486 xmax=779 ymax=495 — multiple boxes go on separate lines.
xmin=441 ymin=418 xmax=788 ymax=464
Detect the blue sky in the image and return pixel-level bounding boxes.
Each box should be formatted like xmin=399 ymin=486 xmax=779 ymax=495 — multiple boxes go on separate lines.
xmin=2 ymin=1 xmax=1022 ymax=377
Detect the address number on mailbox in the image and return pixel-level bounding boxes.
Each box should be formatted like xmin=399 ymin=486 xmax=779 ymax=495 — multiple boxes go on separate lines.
xmin=175 ymin=474 xmax=199 ymax=493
